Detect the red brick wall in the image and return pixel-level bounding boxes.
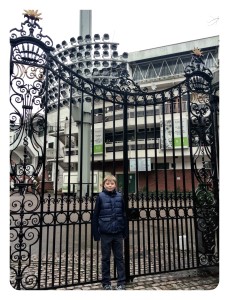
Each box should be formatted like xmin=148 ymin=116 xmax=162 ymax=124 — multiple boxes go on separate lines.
xmin=138 ymin=170 xmax=198 ymax=192
xmin=93 ymin=161 xmax=199 ymax=192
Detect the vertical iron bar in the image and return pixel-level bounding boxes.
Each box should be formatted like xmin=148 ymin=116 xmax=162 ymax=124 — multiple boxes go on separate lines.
xmin=37 ymin=65 xmax=49 ymax=289
xmin=65 ymin=75 xmax=74 ymax=286
xmin=102 ymin=97 xmax=106 ymax=177
xmin=51 ymin=71 xmax=61 ymax=287
xmin=90 ymin=92 xmax=95 ymax=282
xmin=123 ymin=94 xmax=130 ymax=281
xmin=178 ymin=87 xmax=190 ymax=269
xmin=186 ymin=87 xmax=200 ymax=267
xmin=161 ymin=94 xmax=169 ymax=271
xmin=78 ymin=88 xmax=84 ymax=283
xmin=170 ymin=90 xmax=179 ymax=270
xmin=112 ymin=100 xmax=116 ymax=175
xmin=154 ymin=97 xmax=161 ymax=273
xmin=135 ymin=104 xmax=141 ymax=274
xmin=143 ymin=98 xmax=151 ymax=273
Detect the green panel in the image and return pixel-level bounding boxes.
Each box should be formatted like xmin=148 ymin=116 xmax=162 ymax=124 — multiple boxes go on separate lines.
xmin=94 ymin=144 xmax=103 ymax=154
xmin=174 ymin=137 xmax=189 ymax=148
xmin=117 ymin=174 xmax=135 ymax=193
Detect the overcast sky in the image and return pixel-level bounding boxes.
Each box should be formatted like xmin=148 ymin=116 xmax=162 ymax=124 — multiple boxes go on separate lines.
xmin=5 ymin=0 xmax=221 ymax=54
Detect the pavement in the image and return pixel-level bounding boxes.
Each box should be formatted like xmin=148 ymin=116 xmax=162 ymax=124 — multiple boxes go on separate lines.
xmin=63 ymin=266 xmax=219 ymax=291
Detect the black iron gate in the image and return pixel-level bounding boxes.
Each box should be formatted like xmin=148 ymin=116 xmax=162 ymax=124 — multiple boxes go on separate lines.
xmin=10 ymin=12 xmax=219 ymax=290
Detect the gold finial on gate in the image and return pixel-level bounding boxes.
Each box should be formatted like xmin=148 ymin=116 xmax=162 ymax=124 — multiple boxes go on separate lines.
xmin=23 ymin=10 xmax=42 ymax=20
xmin=192 ymin=47 xmax=203 ymax=57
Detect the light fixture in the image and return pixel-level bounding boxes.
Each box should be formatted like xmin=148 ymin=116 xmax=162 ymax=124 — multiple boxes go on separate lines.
xmin=110 ymin=78 xmax=117 ymax=85
xmin=102 ymin=44 xmax=109 ymax=51
xmin=85 ymin=51 xmax=91 ymax=59
xmin=122 ymin=52 xmax=128 ymax=59
xmin=102 ymin=33 xmax=109 ymax=41
xmin=85 ymin=97 xmax=91 ymax=102
xmin=86 ymin=44 xmax=92 ymax=50
xmin=111 ymin=44 xmax=117 ymax=50
xmin=70 ymin=37 xmax=76 ymax=45
xmin=61 ymin=40 xmax=68 ymax=48
xmin=94 ymin=61 xmax=101 ymax=67
xmin=92 ymin=68 xmax=99 ymax=76
xmin=102 ymin=50 xmax=109 ymax=57
xmin=86 ymin=61 xmax=93 ymax=68
xmin=70 ymin=47 xmax=77 ymax=54
xmin=102 ymin=78 xmax=109 ymax=85
xmin=56 ymin=44 xmax=62 ymax=50
xmin=77 ymin=36 xmax=83 ymax=44
xmin=85 ymin=34 xmax=91 ymax=43
xmin=102 ymin=68 xmax=109 ymax=76
xmin=78 ymin=62 xmax=84 ymax=68
xmin=61 ymin=90 xmax=68 ymax=98
xmin=78 ymin=45 xmax=84 ymax=52
xmin=63 ymin=83 xmax=69 ymax=89
xmin=94 ymin=43 xmax=101 ymax=50
xmin=61 ymin=56 xmax=67 ymax=63
xmin=94 ymin=34 xmax=100 ymax=41
xmin=70 ymin=65 xmax=77 ymax=72
xmin=120 ymin=62 xmax=127 ymax=69
xmin=69 ymin=53 xmax=77 ymax=62
xmin=102 ymin=61 xmax=109 ymax=68
xmin=94 ymin=78 xmax=101 ymax=84
xmin=77 ymin=52 xmax=83 ymax=60
xmin=63 ymin=50 xmax=69 ymax=57
xmin=84 ymin=69 xmax=90 ymax=76
xmin=111 ymin=69 xmax=118 ymax=76
xmin=49 ymin=95 xmax=55 ymax=100
xmin=94 ymin=50 xmax=100 ymax=58
xmin=71 ymin=99 xmax=77 ymax=104
xmin=112 ymin=51 xmax=118 ymax=58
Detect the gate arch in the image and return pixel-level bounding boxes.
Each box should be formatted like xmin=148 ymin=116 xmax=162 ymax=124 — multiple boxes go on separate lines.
xmin=10 ymin=12 xmax=219 ymax=289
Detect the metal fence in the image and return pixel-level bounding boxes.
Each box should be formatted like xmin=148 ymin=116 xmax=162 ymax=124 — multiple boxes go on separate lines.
xmin=10 ymin=13 xmax=219 ymax=289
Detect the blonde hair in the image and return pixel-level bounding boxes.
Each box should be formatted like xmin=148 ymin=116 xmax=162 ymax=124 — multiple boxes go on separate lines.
xmin=103 ymin=174 xmax=117 ymax=185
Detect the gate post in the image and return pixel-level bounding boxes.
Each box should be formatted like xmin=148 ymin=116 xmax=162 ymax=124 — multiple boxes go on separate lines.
xmin=9 ymin=11 xmax=54 ymax=289
xmin=185 ymin=48 xmax=219 ymax=267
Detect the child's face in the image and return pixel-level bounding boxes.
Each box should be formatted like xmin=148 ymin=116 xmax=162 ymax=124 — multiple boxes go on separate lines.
xmin=104 ymin=180 xmax=116 ymax=192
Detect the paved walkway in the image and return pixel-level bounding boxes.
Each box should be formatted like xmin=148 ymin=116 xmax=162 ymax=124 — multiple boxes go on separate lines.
xmin=63 ymin=266 xmax=219 ymax=291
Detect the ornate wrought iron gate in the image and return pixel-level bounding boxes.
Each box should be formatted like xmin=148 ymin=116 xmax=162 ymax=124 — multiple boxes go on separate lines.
xmin=10 ymin=13 xmax=219 ymax=290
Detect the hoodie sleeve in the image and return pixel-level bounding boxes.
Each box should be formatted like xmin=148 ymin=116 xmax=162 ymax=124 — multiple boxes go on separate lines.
xmin=92 ymin=195 xmax=101 ymax=241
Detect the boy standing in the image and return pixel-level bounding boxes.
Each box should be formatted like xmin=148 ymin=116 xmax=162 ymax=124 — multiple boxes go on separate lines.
xmin=92 ymin=174 xmax=128 ymax=290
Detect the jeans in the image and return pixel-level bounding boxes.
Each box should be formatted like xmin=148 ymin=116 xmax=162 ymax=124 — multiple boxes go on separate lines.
xmin=100 ymin=233 xmax=126 ymax=286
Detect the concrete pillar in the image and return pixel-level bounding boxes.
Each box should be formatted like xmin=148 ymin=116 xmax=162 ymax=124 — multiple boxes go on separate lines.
xmin=79 ymin=10 xmax=92 ymax=37
xmin=77 ymin=10 xmax=92 ymax=196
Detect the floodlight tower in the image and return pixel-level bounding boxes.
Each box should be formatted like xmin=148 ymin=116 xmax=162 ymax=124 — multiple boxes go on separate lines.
xmin=48 ymin=10 xmax=128 ymax=196
xmin=76 ymin=10 xmax=92 ymax=197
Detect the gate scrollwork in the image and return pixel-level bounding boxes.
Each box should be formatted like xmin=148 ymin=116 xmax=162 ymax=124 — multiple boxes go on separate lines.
xmin=185 ymin=49 xmax=219 ymax=266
